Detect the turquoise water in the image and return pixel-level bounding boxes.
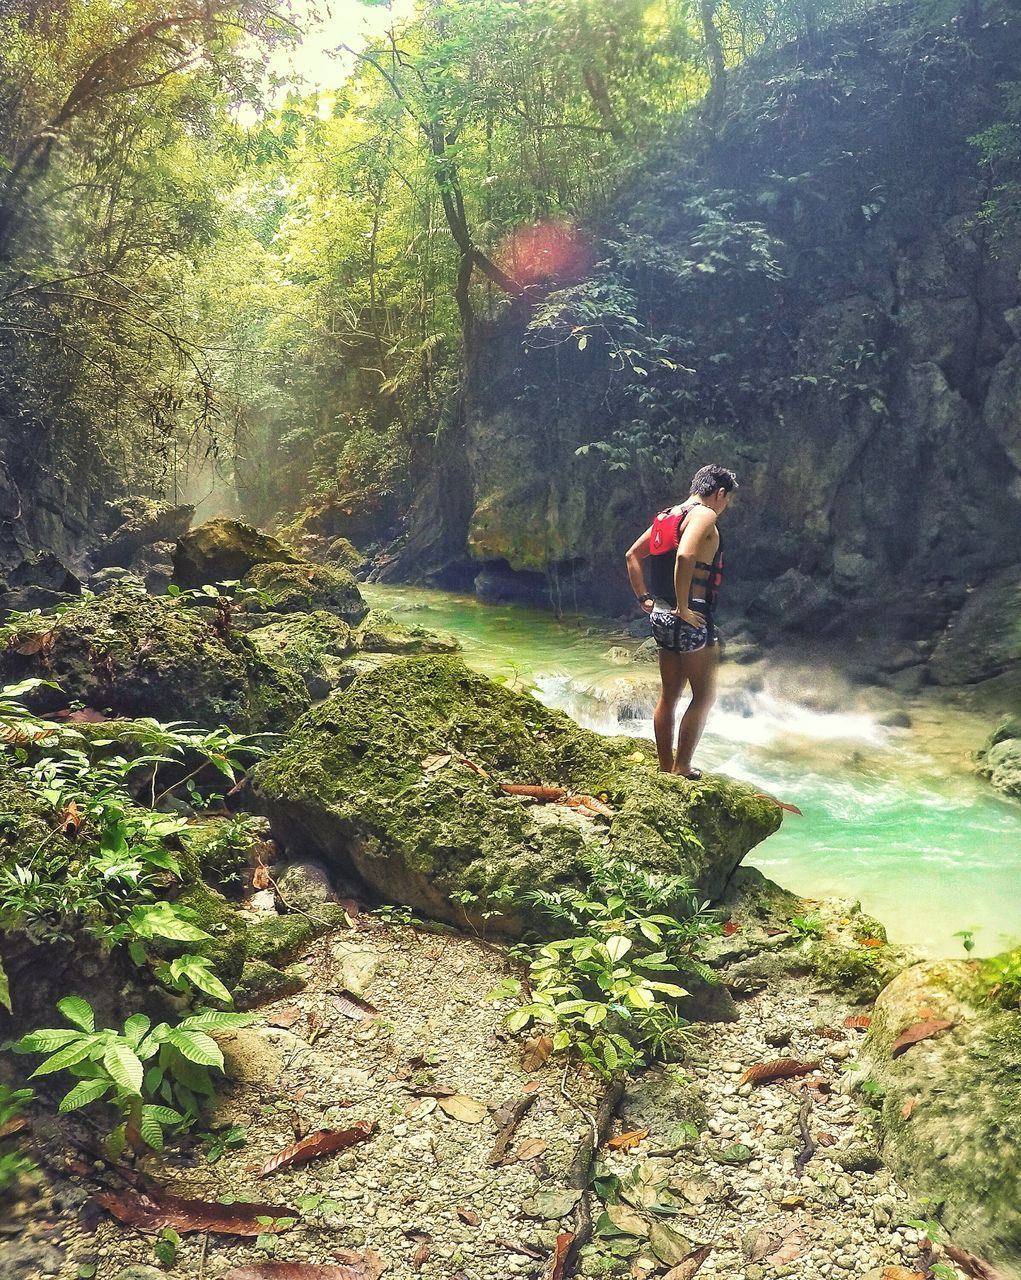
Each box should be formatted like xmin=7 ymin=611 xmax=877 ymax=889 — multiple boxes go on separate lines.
xmin=366 ymin=584 xmax=1021 ymax=958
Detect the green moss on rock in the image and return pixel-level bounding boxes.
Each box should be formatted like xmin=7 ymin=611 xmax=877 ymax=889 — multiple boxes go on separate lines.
xmin=354 ymin=609 xmax=460 ymax=655
xmin=976 ymin=717 xmax=1021 ymax=800
xmin=233 ymin=959 xmax=306 ymax=1009
xmin=859 ymin=957 xmax=1021 ymax=1272
xmin=0 ymin=589 xmax=309 ymax=732
xmin=244 ymin=560 xmax=369 ymax=624
xmin=252 ymin=655 xmax=781 ymax=935
xmin=248 ymin=611 xmax=356 ymax=699
xmin=172 ymin=519 xmax=302 ymax=589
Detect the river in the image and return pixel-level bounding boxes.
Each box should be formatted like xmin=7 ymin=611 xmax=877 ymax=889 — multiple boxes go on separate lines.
xmin=366 ymin=583 xmax=1021 ymax=959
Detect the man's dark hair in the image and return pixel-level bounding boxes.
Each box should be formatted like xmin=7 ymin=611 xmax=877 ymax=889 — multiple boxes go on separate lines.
xmin=689 ymin=464 xmax=738 ymax=497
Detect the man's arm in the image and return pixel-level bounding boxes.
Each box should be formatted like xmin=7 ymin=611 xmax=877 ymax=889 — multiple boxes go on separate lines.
xmin=672 ymin=507 xmax=715 ymax=625
xmin=625 ymin=528 xmax=654 ymax=613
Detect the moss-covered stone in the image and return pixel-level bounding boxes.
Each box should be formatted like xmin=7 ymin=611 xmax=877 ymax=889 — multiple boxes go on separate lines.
xmin=252 ymin=655 xmax=781 ymax=935
xmin=248 ymin=611 xmax=357 ymax=699
xmin=232 ymin=959 xmax=306 ymax=1009
xmin=243 ymin=560 xmax=369 ymax=624
xmin=858 ymin=956 xmax=1021 ymax=1273
xmin=353 ymin=609 xmax=460 ymax=656
xmin=172 ymin=519 xmax=302 ymax=589
xmin=244 ymin=914 xmax=316 ymax=967
xmin=169 ymin=881 xmax=249 ymax=990
xmin=975 ymin=716 xmax=1021 ymax=799
xmin=0 ymin=589 xmax=309 ymax=732
xmin=325 ymin=537 xmax=365 ymax=571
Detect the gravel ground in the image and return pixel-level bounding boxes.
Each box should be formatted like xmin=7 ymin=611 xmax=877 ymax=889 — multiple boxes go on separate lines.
xmin=5 ymin=912 xmax=968 ymax=1280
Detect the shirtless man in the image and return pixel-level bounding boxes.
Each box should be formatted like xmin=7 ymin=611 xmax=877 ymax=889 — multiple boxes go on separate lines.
xmin=624 ymin=464 xmax=737 ymax=778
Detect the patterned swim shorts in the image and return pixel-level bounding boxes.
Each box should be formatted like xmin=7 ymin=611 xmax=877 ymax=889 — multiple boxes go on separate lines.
xmin=650 ymin=605 xmax=719 ymax=653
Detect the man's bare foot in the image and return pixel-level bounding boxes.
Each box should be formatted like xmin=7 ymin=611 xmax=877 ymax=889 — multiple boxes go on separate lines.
xmin=672 ymin=765 xmax=702 ymax=780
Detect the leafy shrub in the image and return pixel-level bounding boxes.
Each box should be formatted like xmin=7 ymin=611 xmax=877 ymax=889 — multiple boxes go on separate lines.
xmin=493 ymin=861 xmax=719 ymax=1076
xmin=0 ymin=1084 xmax=35 ymax=1197
xmin=12 ymin=996 xmax=253 ymax=1154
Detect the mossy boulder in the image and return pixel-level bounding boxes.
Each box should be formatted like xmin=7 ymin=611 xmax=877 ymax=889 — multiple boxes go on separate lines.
xmin=92 ymin=499 xmax=193 ymax=570
xmin=353 ymin=609 xmax=460 ymax=655
xmin=0 ymin=589 xmax=309 ymax=732
xmin=975 ymin=716 xmax=1021 ymax=800
xmin=325 ymin=537 xmax=365 ymax=571
xmin=857 ymin=955 xmax=1021 ymax=1275
xmin=172 ymin=519 xmax=302 ymax=589
xmin=251 ymin=656 xmax=781 ymax=935
xmin=248 ymin=611 xmax=357 ymax=699
xmin=243 ymin=560 xmax=369 ymax=624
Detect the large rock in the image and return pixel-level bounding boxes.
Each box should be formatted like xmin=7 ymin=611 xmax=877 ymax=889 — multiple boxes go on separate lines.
xmin=858 ymin=955 xmax=1021 ymax=1277
xmin=243 ymin=560 xmax=369 ymax=624
xmin=248 ymin=611 xmax=357 ymax=699
xmin=975 ymin=716 xmax=1021 ymax=800
xmin=172 ymin=519 xmax=302 ymax=589
xmin=930 ymin=569 xmax=1021 ymax=686
xmin=92 ymin=498 xmax=193 ymax=570
xmin=252 ymin=655 xmax=781 ymax=934
xmin=354 ymin=608 xmax=459 ymax=655
xmin=0 ymin=588 xmax=309 ymax=732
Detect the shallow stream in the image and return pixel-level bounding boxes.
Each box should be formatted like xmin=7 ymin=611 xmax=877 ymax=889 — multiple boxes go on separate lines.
xmin=366 ymin=584 xmax=1021 ymax=958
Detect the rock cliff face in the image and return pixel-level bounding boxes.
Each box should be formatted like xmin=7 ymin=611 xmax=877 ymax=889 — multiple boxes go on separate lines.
xmin=387 ymin=8 xmax=1021 ymax=675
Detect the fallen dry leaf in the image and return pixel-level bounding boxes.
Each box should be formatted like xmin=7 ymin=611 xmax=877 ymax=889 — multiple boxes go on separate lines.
xmin=815 ymin=1131 xmax=837 ymax=1146
xmin=901 ymin=1097 xmax=918 ymax=1120
xmin=521 ymin=1033 xmax=553 ymax=1072
xmin=546 ymin=1232 xmax=575 ymax=1280
xmin=437 ymin=1094 xmax=488 ymax=1124
xmin=752 ymin=792 xmax=803 ymax=815
xmin=95 ymin=1187 xmax=298 ymax=1236
xmin=891 ymin=1019 xmax=955 ymax=1058
xmin=226 ymin=1255 xmax=387 ymax=1280
xmin=333 ymin=992 xmax=379 ymax=1021
xmin=522 ymin=1081 xmax=541 ymax=1094
xmin=459 ymin=757 xmax=489 ymax=778
xmin=265 ymin=1006 xmax=302 ymax=1029
xmin=945 ymin=1242 xmax=1014 ymax=1280
xmin=843 ymin=1015 xmax=872 ymax=1029
xmin=739 ymin=1059 xmax=820 ymax=1087
xmin=422 ymin=753 xmax=452 ymax=772
xmin=880 ymin=1268 xmax=926 ymax=1280
xmin=252 ymin=863 xmax=271 ymax=890
xmin=516 ymin=1138 xmax=548 ymax=1161
xmin=456 ymin=1206 xmax=481 ymax=1226
xmin=58 ymin=800 xmax=81 ymax=837
xmin=411 ymin=1242 xmax=430 ymax=1269
xmin=607 ymin=1128 xmax=649 ymax=1151
xmin=857 ymin=937 xmax=885 ymax=947
xmin=663 ymin=1245 xmax=713 ymax=1280
xmin=722 ymin=921 xmax=739 ymax=936
xmin=258 ymin=1122 xmax=375 ymax=1178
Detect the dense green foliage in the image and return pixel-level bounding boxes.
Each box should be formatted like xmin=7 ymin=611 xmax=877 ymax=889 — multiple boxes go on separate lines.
xmin=5 ymin=0 xmax=967 ymax=529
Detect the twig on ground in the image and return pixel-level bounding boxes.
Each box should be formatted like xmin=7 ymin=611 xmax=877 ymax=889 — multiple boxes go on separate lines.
xmin=560 ymin=1071 xmax=626 ymax=1277
xmin=794 ymin=1085 xmax=816 ymax=1177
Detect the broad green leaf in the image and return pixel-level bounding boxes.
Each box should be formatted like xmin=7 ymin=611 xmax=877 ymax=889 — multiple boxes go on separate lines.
xmin=57 ymin=996 xmax=95 ymax=1031
xmin=170 ymin=956 xmax=232 ymax=1004
xmin=59 ymin=1078 xmax=110 ymax=1111
xmin=140 ymin=1108 xmax=165 ymax=1150
xmin=12 ymin=1028 xmax=80 ymax=1053
xmin=122 ymin=1014 xmax=151 ymax=1047
xmin=0 ymin=957 xmax=9 ymax=1013
xmin=32 ymin=1039 xmax=96 ymax=1076
xmin=164 ymin=1028 xmax=223 ymax=1069
xmin=103 ymin=1044 xmax=144 ymax=1095
xmin=606 ymin=935 xmax=633 ymax=962
xmin=143 ymin=1104 xmax=184 ymax=1125
xmin=177 ymin=1010 xmax=254 ymax=1032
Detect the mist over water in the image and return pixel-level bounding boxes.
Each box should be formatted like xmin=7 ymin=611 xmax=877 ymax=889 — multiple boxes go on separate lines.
xmin=367 ymin=583 xmax=1021 ymax=958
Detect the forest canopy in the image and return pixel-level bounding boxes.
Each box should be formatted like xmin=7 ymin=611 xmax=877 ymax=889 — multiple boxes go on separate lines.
xmin=0 ymin=0 xmax=1013 ymax=529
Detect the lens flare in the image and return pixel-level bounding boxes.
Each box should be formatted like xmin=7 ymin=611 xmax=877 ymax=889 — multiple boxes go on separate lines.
xmin=497 ymin=219 xmax=592 ymax=288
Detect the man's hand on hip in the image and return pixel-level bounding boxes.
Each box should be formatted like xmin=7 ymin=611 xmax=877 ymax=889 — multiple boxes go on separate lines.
xmin=671 ymin=606 xmax=704 ymax=628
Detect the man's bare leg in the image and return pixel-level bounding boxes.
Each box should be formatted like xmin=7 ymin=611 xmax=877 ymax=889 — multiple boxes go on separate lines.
xmin=654 ymin=650 xmax=686 ymax=772
xmin=673 ymin=644 xmax=719 ymax=776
